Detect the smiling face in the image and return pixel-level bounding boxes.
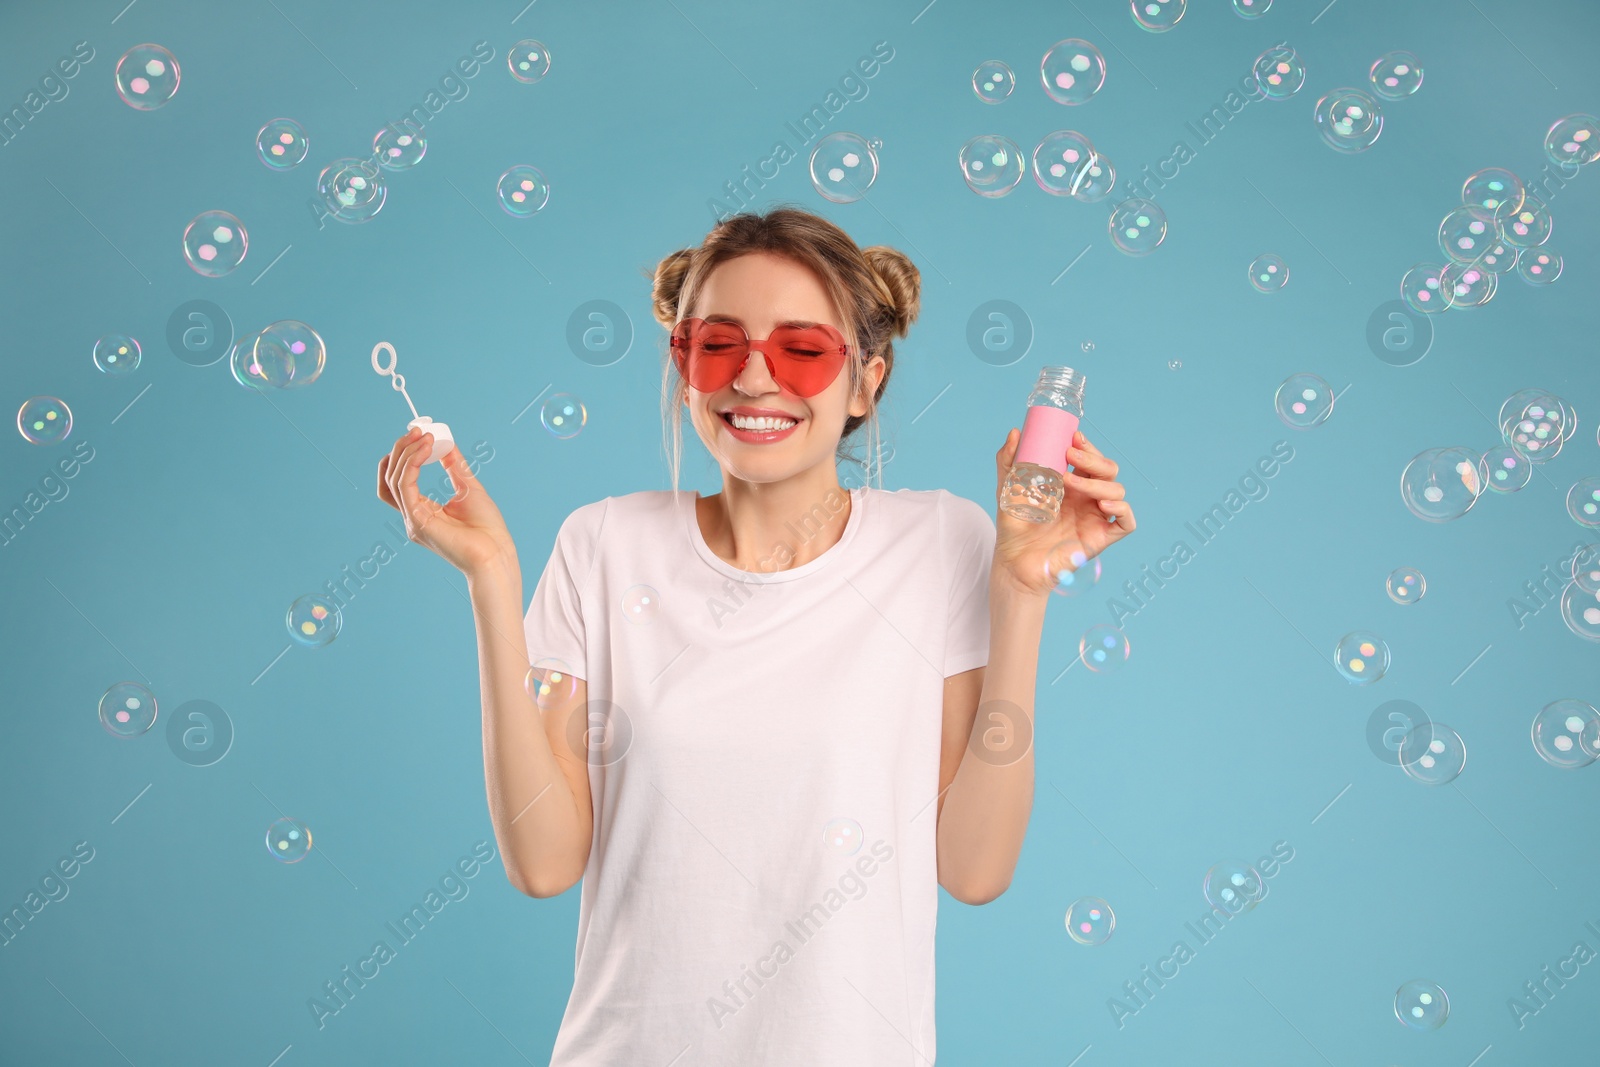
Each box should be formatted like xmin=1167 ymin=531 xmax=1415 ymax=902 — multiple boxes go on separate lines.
xmin=684 ymin=251 xmax=885 ymax=487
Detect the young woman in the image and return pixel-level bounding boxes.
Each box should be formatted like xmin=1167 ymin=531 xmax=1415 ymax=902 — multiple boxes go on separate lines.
xmin=376 ymin=206 xmax=1136 ymax=1064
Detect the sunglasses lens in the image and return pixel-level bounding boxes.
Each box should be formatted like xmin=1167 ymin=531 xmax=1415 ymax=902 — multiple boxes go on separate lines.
xmin=769 ymin=325 xmax=846 ymax=395
xmin=672 ymin=320 xmax=847 ymax=397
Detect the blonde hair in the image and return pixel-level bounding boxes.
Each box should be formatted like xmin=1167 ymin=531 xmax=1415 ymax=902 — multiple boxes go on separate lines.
xmin=645 ymin=204 xmax=921 ymax=498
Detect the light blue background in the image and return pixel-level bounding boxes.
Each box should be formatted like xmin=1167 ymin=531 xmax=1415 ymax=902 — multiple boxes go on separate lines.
xmin=1 ymin=0 xmax=1597 ymax=1063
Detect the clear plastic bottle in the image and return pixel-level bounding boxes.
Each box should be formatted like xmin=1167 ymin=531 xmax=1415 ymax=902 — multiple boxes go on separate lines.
xmin=1000 ymin=366 xmax=1085 ymax=523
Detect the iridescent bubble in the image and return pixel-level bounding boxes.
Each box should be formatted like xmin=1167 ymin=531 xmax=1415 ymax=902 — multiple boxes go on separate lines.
xmin=286 ymin=594 xmax=342 ymax=648
xmin=1108 ymin=198 xmax=1166 ymax=255
xmin=809 ymin=132 xmax=879 ymax=203
xmin=1440 ymin=261 xmax=1496 ymax=309
xmin=229 ymin=331 xmax=285 ymax=391
xmin=1401 ymin=722 xmax=1465 ymax=784
xmin=1253 ymin=45 xmax=1306 ymax=100
xmin=1400 ymin=447 xmax=1483 ymax=522
xmin=1203 ymin=860 xmax=1267 ymax=913
xmin=16 ymin=396 xmax=72 ymax=444
xmin=1517 ymin=248 xmax=1562 ymax=286
xmin=1481 ymin=444 xmax=1531 ymax=493
xmin=621 ymin=584 xmax=659 ymax=624
xmin=1334 ymin=630 xmax=1389 ymax=684
xmin=541 ymin=393 xmax=586 ymax=439
xmin=1368 ymin=51 xmax=1423 ymax=99
xmin=1498 ymin=387 xmax=1551 ymax=438
xmin=182 ymin=210 xmax=248 ymax=278
xmin=972 ymin=60 xmax=1015 ymax=103
xmin=1045 ymin=539 xmax=1101 ymax=597
xmin=1532 ymin=699 xmax=1599 ymax=767
xmin=1248 ymin=253 xmax=1288 ymax=292
xmin=1584 ymin=718 xmax=1600 ymax=759
xmin=1078 ymin=624 xmax=1129 ymax=672
xmin=254 ymin=321 xmax=326 ymax=389
xmin=1081 ymin=340 xmax=1095 ymax=352
xmin=1131 ymin=0 xmax=1186 ymax=32
xmin=1569 ymin=477 xmax=1600 ymax=528
xmin=1572 ymin=543 xmax=1600 ymax=593
xmin=1395 ymin=979 xmax=1449 ymax=1030
xmin=266 ymin=817 xmax=312 ymax=863
xmin=1400 ymin=261 xmax=1448 ymax=314
xmin=317 ymin=158 xmax=387 ymax=224
xmin=1507 ymin=395 xmax=1565 ymax=461
xmin=497 ymin=164 xmax=551 ymax=217
xmin=508 ymin=40 xmax=551 ymax=83
xmin=1040 ymin=39 xmax=1107 ymax=105
xmin=1232 ymin=0 xmax=1272 ymax=18
xmin=526 ymin=656 xmax=578 ymax=710
xmin=1461 ymin=167 xmax=1525 ymax=222
xmin=1560 ymin=583 xmax=1600 ymax=641
xmin=1386 ymin=566 xmax=1425 ymax=605
xmin=1032 ymin=130 xmax=1100 ymax=196
xmin=823 ymin=817 xmax=863 ymax=855
xmin=256 ymin=118 xmax=309 ymax=169
xmin=959 ymin=134 xmax=1025 ymax=198
xmin=1065 ymin=896 xmax=1116 ymax=944
xmin=1273 ymin=372 xmax=1334 ymax=429
xmin=1543 ymin=113 xmax=1600 ymax=167
xmin=1070 ymin=152 xmax=1116 ymax=202
xmin=374 ymin=123 xmax=426 ymax=170
xmin=1313 ymin=88 xmax=1383 ymax=153
xmin=1474 ymin=234 xmax=1518 ymax=274
xmin=115 ymin=44 xmax=180 ymax=110
xmin=1438 ymin=206 xmax=1494 ymax=264
xmin=1501 ymin=191 xmax=1553 ymax=247
xmin=99 ymin=681 xmax=157 ymax=738
xmin=93 ymin=333 xmax=141 ymax=375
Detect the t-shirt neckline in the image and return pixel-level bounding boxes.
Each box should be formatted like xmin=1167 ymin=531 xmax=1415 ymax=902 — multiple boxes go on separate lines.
xmin=681 ymin=485 xmax=867 ymax=583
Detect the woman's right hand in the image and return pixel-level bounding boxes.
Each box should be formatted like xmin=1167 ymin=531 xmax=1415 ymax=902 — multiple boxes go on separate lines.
xmin=377 ymin=428 xmax=515 ymax=576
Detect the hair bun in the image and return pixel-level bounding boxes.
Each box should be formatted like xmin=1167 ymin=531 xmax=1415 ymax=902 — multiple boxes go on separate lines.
xmin=862 ymin=245 xmax=921 ymax=338
xmin=648 ymin=248 xmax=696 ymax=329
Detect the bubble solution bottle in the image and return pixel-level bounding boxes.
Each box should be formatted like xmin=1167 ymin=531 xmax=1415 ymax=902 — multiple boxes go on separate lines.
xmin=1000 ymin=366 xmax=1085 ymax=523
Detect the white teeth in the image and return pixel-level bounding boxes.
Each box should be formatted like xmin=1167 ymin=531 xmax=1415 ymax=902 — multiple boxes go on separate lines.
xmin=728 ymin=414 xmax=796 ymax=432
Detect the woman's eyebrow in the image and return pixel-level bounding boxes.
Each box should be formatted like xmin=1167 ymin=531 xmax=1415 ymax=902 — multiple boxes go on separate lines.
xmin=703 ymin=313 xmax=823 ymax=329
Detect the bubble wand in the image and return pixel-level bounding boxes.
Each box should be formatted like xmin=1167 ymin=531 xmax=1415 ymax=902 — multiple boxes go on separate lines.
xmin=372 ymin=340 xmax=455 ymax=464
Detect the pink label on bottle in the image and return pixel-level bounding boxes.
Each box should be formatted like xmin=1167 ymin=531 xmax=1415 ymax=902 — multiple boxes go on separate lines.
xmin=1015 ymin=405 xmax=1079 ymax=474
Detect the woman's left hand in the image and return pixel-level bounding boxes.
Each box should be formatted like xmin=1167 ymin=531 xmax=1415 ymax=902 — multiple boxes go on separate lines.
xmin=992 ymin=427 xmax=1137 ymax=598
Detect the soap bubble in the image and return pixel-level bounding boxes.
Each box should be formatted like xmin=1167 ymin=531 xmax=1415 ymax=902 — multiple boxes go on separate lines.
xmin=93 ymin=333 xmax=141 ymax=375
xmin=497 ymin=164 xmax=551 ymax=217
xmin=286 ymin=594 xmax=342 ymax=648
xmin=1203 ymin=860 xmax=1267 ymax=913
xmin=229 ymin=331 xmax=282 ymax=391
xmin=1273 ymin=372 xmax=1334 ymax=429
xmin=1401 ymin=722 xmax=1465 ymax=784
xmin=1041 ymin=39 xmax=1107 ymax=105
xmin=1078 ymin=624 xmax=1129 ymax=672
xmin=1481 ymin=444 xmax=1532 ymax=493
xmin=1561 ymin=584 xmax=1600 ymax=641
xmin=1474 ymin=235 xmax=1518 ymax=273
xmin=1232 ymin=0 xmax=1272 ymax=18
xmin=1501 ymin=191 xmax=1553 ymax=247
xmin=1544 ymin=113 xmax=1600 ymax=167
xmin=1532 ymin=699 xmax=1599 ymax=767
xmin=1441 ymin=262 xmax=1497 ymax=309
xmin=99 ymin=681 xmax=157 ymax=738
xmin=959 ymin=135 xmax=1026 ymax=198
xmin=508 ymin=40 xmax=551 ymax=82
xmin=256 ymin=118 xmax=309 ymax=169
xmin=1313 ymin=88 xmax=1383 ymax=153
xmin=318 ymin=158 xmax=387 ymax=224
xmin=1569 ymin=477 xmax=1600 ymax=528
xmin=1395 ymin=979 xmax=1449 ymax=1030
xmin=1070 ymin=152 xmax=1116 ymax=202
xmin=1572 ymin=543 xmax=1600 ymax=593
xmin=1031 ymin=130 xmax=1100 ymax=196
xmin=17 ymin=396 xmax=73 ymax=444
xmin=1506 ymin=394 xmax=1565 ymax=461
xmin=1461 ymin=168 xmax=1524 ymax=222
xmin=1334 ymin=630 xmax=1389 ymax=684
xmin=255 ymin=321 xmax=326 ymax=389
xmin=374 ymin=123 xmax=426 ymax=170
xmin=266 ymin=817 xmax=312 ymax=863
xmin=1400 ymin=447 xmax=1483 ymax=522
xmin=1400 ymin=261 xmax=1448 ymax=314
xmin=1253 ymin=45 xmax=1306 ymax=99
xmin=182 ymin=210 xmax=248 ymax=277
xmin=823 ymin=817 xmax=863 ymax=854
xmin=1368 ymin=51 xmax=1423 ymax=99
xmin=1045 ymin=540 xmax=1101 ymax=597
xmin=621 ymin=584 xmax=659 ymax=624
xmin=115 ymin=44 xmax=180 ymax=110
xmin=972 ymin=60 xmax=1015 ymax=103
xmin=1108 ymin=198 xmax=1166 ymax=255
xmin=1517 ymin=248 xmax=1562 ymax=285
xmin=1248 ymin=253 xmax=1288 ymax=292
xmin=809 ymin=132 xmax=880 ymax=203
xmin=526 ymin=656 xmax=578 ymax=710
xmin=1386 ymin=566 xmax=1425 ymax=605
xmin=1438 ymin=206 xmax=1494 ymax=264
xmin=1130 ymin=0 xmax=1185 ymax=32
xmin=1065 ymin=896 xmax=1116 ymax=944
xmin=541 ymin=393 xmax=586 ymax=439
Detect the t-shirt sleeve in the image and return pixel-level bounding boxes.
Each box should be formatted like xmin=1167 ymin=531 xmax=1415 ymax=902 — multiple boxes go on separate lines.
xmin=523 ymin=499 xmax=606 ymax=680
xmin=942 ymin=490 xmax=996 ymax=677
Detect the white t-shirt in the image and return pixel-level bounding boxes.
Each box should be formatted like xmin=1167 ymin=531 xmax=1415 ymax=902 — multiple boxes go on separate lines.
xmin=522 ymin=484 xmax=996 ymax=1066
